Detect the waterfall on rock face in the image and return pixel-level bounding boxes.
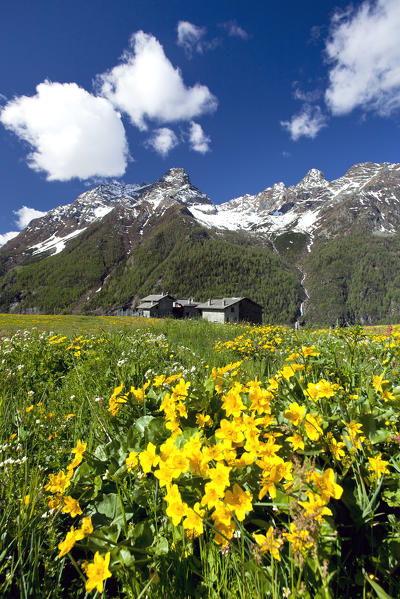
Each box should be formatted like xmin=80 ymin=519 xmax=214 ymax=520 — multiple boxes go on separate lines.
xmin=295 ymin=232 xmax=314 ymax=328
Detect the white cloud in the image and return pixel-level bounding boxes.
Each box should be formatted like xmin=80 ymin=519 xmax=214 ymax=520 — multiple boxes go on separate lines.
xmin=146 ymin=127 xmax=178 ymax=156
xmin=177 ymin=21 xmax=207 ymax=56
xmin=223 ymin=21 xmax=249 ymax=40
xmin=293 ymin=86 xmax=322 ymax=103
xmin=325 ymin=0 xmax=400 ymax=116
xmin=0 ymin=81 xmax=129 ymax=181
xmin=0 ymin=205 xmax=47 ymax=247
xmin=188 ymin=121 xmax=211 ymax=153
xmin=99 ymin=31 xmax=217 ymax=130
xmin=14 ymin=205 xmax=47 ymax=229
xmin=0 ymin=231 xmax=19 ymax=247
xmin=281 ymin=105 xmax=327 ymax=141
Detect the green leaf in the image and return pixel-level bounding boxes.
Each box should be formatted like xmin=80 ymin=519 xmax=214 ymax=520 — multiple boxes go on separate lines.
xmin=135 ymin=415 xmax=155 ymax=435
xmin=131 ymin=521 xmax=154 ymax=549
xmin=364 ymin=573 xmax=394 ymax=599
xmin=152 ymin=536 xmax=169 ymax=556
xmin=96 ymin=493 xmax=121 ymax=520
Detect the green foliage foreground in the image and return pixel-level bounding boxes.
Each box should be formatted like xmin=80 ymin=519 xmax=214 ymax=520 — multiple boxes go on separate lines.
xmin=1 ymin=315 xmax=400 ymax=598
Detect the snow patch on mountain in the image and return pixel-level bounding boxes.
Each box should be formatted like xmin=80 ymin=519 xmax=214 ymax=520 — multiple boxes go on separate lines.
xmin=93 ymin=205 xmax=114 ymax=219
xmin=29 ymin=228 xmax=87 ymax=255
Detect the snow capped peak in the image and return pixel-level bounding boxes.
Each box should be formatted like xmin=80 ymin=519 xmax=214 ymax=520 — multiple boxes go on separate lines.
xmin=144 ymin=167 xmax=212 ymax=208
xmin=3 ymin=161 xmax=400 ymax=263
xmin=78 ymin=181 xmax=150 ymax=204
xmin=159 ymin=167 xmax=191 ymax=187
xmin=298 ymin=169 xmax=326 ymax=187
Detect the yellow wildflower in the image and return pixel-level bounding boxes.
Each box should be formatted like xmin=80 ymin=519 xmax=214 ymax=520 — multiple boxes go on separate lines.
xmin=215 ymin=419 xmax=244 ymax=444
xmin=139 ymin=442 xmax=159 ymax=474
xmin=154 ymin=461 xmax=175 ymax=487
xmin=373 ymin=374 xmax=389 ymax=393
xmin=58 ymin=526 xmax=83 ymax=558
xmin=44 ymin=471 xmax=70 ymax=494
xmin=164 ymin=373 xmax=182 ymax=385
xmin=207 ymin=463 xmax=231 ymax=495
xmin=221 ymin=383 xmax=245 ymax=417
xmin=284 ymin=402 xmax=306 ymax=426
xmin=171 ymin=378 xmax=190 ymax=399
xmin=283 ymin=523 xmax=313 ymax=554
xmin=125 ymin=451 xmax=138 ymax=472
xmin=381 ymin=389 xmax=395 ymax=401
xmin=344 ymin=420 xmax=365 ymax=449
xmin=72 ymin=440 xmax=87 ymax=456
xmin=253 ymin=526 xmax=282 ymax=560
xmin=153 ymin=374 xmax=167 ymax=387
xmin=48 ymin=494 xmax=62 ymax=510
xmin=303 ymin=382 xmax=320 ymax=401
xmin=201 ymin=482 xmax=222 ymax=508
xmin=328 ymin=437 xmax=346 ymax=460
xmin=196 ymin=412 xmax=213 ymax=427
xmin=182 ymin=502 xmax=204 ymax=537
xmin=80 ymin=516 xmax=94 ymax=536
xmin=61 ymin=496 xmax=83 ymax=518
xmin=368 ymin=454 xmax=390 ymax=479
xmin=315 ymin=379 xmax=336 ymax=398
xmin=84 ymin=552 xmax=112 ymax=593
xmin=310 ymin=468 xmax=343 ymax=502
xmin=304 ymin=414 xmax=323 ymax=441
xmin=108 ymin=383 xmax=127 ymax=416
xmin=287 ymin=433 xmax=304 ymax=451
xmin=299 ymin=491 xmax=332 ymax=522
xmin=130 ymin=381 xmax=150 ymax=402
xmin=301 ymin=346 xmax=320 ymax=357
xmin=224 ymin=484 xmax=253 ymax=521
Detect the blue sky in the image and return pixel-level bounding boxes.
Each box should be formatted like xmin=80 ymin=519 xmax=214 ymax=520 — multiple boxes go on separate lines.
xmin=1 ymin=0 xmax=399 ymax=243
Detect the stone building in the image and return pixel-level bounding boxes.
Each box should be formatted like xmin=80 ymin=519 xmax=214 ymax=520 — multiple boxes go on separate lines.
xmin=172 ymin=298 xmax=201 ymax=319
xmin=136 ymin=294 xmax=175 ymax=318
xmin=196 ymin=297 xmax=262 ymax=324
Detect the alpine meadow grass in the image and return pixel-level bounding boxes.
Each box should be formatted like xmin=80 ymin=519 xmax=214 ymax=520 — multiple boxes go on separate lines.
xmin=1 ymin=314 xmax=400 ymax=598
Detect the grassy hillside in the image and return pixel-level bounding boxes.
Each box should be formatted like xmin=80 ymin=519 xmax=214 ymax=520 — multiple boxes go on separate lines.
xmin=86 ymin=218 xmax=303 ymax=324
xmin=0 ymin=220 xmax=126 ymax=314
xmin=2 ymin=208 xmax=399 ymax=327
xmin=304 ymin=232 xmax=400 ymax=325
xmin=0 ymin=214 xmax=303 ymax=324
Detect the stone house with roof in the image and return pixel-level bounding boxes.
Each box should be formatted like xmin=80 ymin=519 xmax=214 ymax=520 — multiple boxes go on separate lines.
xmin=136 ymin=294 xmax=175 ymax=318
xmin=136 ymin=294 xmax=262 ymax=323
xmin=196 ymin=297 xmax=262 ymax=324
xmin=172 ymin=298 xmax=201 ymax=319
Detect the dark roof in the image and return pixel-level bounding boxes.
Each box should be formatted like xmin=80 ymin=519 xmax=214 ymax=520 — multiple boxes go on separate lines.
xmin=140 ymin=294 xmax=174 ymax=302
xmin=197 ymin=297 xmax=263 ymax=310
xmin=137 ymin=301 xmax=159 ymax=310
xmin=196 ymin=297 xmax=245 ymax=310
xmin=174 ymin=298 xmax=199 ymax=307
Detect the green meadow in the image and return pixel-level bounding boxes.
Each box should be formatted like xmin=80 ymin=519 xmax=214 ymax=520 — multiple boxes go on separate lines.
xmin=1 ymin=313 xmax=400 ymax=598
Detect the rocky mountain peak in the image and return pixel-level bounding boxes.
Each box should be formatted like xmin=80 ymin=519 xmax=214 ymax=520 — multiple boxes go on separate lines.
xmin=297 ymin=169 xmax=327 ymax=188
xmin=158 ymin=168 xmax=191 ymax=187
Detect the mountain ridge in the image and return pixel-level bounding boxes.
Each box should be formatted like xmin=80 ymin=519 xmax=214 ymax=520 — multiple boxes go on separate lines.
xmin=1 ymin=161 xmax=399 ymax=325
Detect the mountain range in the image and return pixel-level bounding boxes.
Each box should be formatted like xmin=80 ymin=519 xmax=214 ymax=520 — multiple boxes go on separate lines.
xmin=1 ymin=161 xmax=400 ymax=326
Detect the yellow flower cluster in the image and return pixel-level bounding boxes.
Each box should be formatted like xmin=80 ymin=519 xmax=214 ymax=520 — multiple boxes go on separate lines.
xmin=215 ymin=325 xmax=286 ymax=357
xmin=44 ymin=440 xmax=87 ymax=513
xmin=58 ymin=516 xmax=93 ymax=558
xmin=125 ymin=366 xmax=346 ymax=558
